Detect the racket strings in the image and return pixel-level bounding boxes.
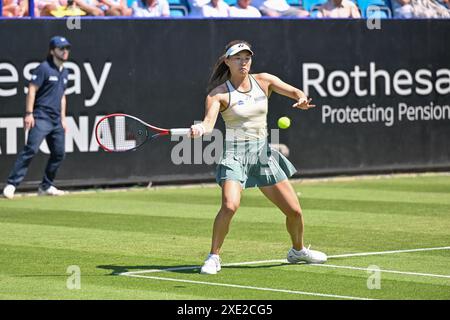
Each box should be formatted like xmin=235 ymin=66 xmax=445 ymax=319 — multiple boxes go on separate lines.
xmin=97 ymin=116 xmax=149 ymax=152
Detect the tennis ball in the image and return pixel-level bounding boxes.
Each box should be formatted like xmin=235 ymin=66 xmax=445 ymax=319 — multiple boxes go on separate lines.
xmin=278 ymin=117 xmax=291 ymax=129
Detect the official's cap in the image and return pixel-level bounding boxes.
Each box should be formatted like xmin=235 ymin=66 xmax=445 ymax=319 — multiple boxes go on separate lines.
xmin=225 ymin=43 xmax=253 ymax=58
xmin=49 ymin=36 xmax=71 ymax=49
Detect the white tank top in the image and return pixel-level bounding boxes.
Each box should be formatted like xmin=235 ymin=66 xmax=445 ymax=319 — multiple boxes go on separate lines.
xmin=221 ymin=75 xmax=268 ymax=141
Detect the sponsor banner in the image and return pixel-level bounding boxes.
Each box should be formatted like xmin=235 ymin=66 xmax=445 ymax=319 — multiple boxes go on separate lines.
xmin=0 ymin=19 xmax=449 ymax=187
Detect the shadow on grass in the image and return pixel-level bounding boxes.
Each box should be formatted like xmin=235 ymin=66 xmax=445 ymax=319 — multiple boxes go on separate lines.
xmin=225 ymin=263 xmax=291 ymax=269
xmin=97 ymin=262 xmax=291 ymax=276
xmin=97 ymin=264 xmax=201 ymax=275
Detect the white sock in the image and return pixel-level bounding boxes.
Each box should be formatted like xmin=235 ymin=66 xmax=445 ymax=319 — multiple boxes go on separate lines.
xmin=292 ymin=247 xmax=307 ymax=255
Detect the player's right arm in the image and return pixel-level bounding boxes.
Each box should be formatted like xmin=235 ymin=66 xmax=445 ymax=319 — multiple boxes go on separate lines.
xmin=24 ymin=84 xmax=38 ymax=130
xmin=25 ymin=64 xmax=46 ymax=130
xmin=190 ymin=84 xmax=227 ymax=138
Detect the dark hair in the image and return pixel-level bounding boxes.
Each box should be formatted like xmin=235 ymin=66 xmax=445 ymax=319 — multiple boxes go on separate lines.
xmin=47 ymin=49 xmax=54 ymax=62
xmin=206 ymin=40 xmax=252 ymax=94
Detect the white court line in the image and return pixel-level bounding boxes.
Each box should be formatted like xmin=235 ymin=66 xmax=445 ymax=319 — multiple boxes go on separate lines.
xmin=328 ymin=246 xmax=450 ymax=259
xmin=307 ymin=264 xmax=450 ymax=279
xmin=124 ymin=274 xmax=374 ymax=300
xmin=119 ymin=246 xmax=450 ymax=300
xmin=215 ymin=245 xmax=450 ymax=269
xmin=122 ymin=245 xmax=450 ymax=276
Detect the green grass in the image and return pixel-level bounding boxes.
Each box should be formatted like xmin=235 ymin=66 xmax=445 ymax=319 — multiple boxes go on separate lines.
xmin=0 ymin=174 xmax=449 ymax=300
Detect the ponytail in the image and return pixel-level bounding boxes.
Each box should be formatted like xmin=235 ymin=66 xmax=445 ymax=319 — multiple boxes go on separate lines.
xmin=206 ymin=56 xmax=229 ymax=94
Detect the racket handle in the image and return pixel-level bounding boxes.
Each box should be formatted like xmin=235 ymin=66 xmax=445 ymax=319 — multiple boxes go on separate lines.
xmin=170 ymin=128 xmax=191 ymax=136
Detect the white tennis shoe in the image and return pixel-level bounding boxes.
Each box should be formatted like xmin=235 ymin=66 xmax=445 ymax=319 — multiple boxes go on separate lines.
xmin=287 ymin=246 xmax=327 ymax=264
xmin=200 ymin=254 xmax=221 ymax=275
xmin=3 ymin=184 xmax=16 ymax=199
xmin=38 ymin=186 xmax=66 ymax=196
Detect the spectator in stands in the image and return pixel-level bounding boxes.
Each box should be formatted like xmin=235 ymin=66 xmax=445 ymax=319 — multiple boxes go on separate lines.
xmin=36 ymin=0 xmax=65 ymax=16
xmin=392 ymin=0 xmax=449 ymax=18
xmin=99 ymin=0 xmax=131 ymax=15
xmin=187 ymin=0 xmax=210 ymax=16
xmin=441 ymin=0 xmax=450 ymax=8
xmin=2 ymin=0 xmax=21 ymax=16
xmin=73 ymin=0 xmax=105 ymax=15
xmin=252 ymin=0 xmax=309 ymax=17
xmin=202 ymin=0 xmax=229 ymax=16
xmin=391 ymin=0 xmax=414 ymax=17
xmin=229 ymin=0 xmax=262 ymax=17
xmin=21 ymin=0 xmax=41 ymax=16
xmin=316 ymin=0 xmax=361 ymax=18
xmin=131 ymin=0 xmax=170 ymax=16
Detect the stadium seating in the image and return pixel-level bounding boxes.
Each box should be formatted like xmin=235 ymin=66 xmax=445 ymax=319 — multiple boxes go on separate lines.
xmin=303 ymin=0 xmax=327 ymax=11
xmin=286 ymin=0 xmax=302 ymax=5
xmin=168 ymin=0 xmax=190 ymax=15
xmin=170 ymin=6 xmax=189 ymax=16
xmin=366 ymin=5 xmax=392 ymax=18
xmin=0 ymin=0 xmax=399 ymax=18
xmin=126 ymin=0 xmax=190 ymax=16
xmin=356 ymin=0 xmax=392 ymax=18
xmin=223 ymin=0 xmax=238 ymax=5
xmin=127 ymin=0 xmax=138 ymax=7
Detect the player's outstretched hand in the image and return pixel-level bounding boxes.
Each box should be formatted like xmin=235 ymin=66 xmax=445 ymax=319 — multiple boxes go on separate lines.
xmin=292 ymin=98 xmax=315 ymax=110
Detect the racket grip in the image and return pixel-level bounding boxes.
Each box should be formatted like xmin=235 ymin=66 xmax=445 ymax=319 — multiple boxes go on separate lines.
xmin=170 ymin=128 xmax=191 ymax=136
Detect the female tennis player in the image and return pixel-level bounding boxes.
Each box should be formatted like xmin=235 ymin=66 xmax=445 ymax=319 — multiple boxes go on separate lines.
xmin=190 ymin=40 xmax=327 ymax=275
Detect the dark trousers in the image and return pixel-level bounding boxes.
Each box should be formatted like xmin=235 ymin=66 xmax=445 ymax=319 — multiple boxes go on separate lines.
xmin=7 ymin=117 xmax=65 ymax=190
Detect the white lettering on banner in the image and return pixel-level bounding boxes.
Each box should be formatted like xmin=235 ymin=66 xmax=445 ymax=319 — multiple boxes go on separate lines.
xmin=0 ymin=63 xmax=19 ymax=97
xmin=114 ymin=116 xmax=136 ymax=151
xmin=0 ymin=116 xmax=107 ymax=155
xmin=398 ymin=102 xmax=450 ymax=121
xmin=83 ymin=62 xmax=112 ymax=107
xmin=370 ymin=63 xmax=391 ymax=96
xmin=393 ymin=69 xmax=413 ymax=96
xmin=415 ymin=69 xmax=433 ymax=96
xmin=63 ymin=62 xmax=82 ymax=96
xmin=65 ymin=116 xmax=89 ymax=152
xmin=436 ymin=69 xmax=450 ymax=95
xmin=322 ymin=104 xmax=395 ymax=127
xmin=350 ymin=66 xmax=368 ymax=97
xmin=302 ymin=62 xmax=450 ymax=97
xmin=327 ymin=71 xmax=350 ymax=97
xmin=89 ymin=115 xmax=106 ymax=152
xmin=0 ymin=118 xmax=22 ymax=154
xmin=321 ymin=102 xmax=450 ymax=127
xmin=302 ymin=63 xmax=327 ymax=97
xmin=0 ymin=61 xmax=112 ymax=108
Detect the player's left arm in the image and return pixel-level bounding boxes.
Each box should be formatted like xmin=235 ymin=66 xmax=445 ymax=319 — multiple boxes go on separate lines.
xmin=257 ymin=73 xmax=315 ymax=110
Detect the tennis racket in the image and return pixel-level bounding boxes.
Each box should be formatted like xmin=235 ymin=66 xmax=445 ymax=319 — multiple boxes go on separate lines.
xmin=95 ymin=113 xmax=190 ymax=152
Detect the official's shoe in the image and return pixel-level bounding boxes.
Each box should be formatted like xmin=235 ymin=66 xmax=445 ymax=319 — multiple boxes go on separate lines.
xmin=3 ymin=184 xmax=16 ymax=199
xmin=200 ymin=254 xmax=221 ymax=275
xmin=287 ymin=246 xmax=327 ymax=264
xmin=38 ymin=186 xmax=66 ymax=196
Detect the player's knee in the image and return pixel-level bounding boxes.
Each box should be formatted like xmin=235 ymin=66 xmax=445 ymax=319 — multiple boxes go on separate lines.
xmin=51 ymin=150 xmax=65 ymax=162
xmin=287 ymin=206 xmax=302 ymax=219
xmin=221 ymin=201 xmax=240 ymax=215
xmin=23 ymin=144 xmax=40 ymax=157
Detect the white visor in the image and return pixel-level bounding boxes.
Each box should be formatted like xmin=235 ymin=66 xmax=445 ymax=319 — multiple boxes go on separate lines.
xmin=225 ymin=43 xmax=254 ymax=58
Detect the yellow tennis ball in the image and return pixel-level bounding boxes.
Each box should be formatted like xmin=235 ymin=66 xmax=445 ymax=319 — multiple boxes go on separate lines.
xmin=278 ymin=117 xmax=291 ymax=129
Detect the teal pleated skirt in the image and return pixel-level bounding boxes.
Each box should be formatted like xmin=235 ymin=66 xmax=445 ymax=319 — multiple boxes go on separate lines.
xmin=216 ymin=139 xmax=297 ymax=189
